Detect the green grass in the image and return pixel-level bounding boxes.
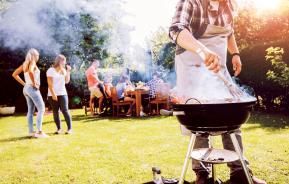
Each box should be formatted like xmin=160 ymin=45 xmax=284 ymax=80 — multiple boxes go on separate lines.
xmin=0 ymin=110 xmax=288 ymax=184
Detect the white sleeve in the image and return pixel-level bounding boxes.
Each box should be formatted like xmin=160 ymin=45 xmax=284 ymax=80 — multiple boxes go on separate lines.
xmin=46 ymin=68 xmax=54 ymax=77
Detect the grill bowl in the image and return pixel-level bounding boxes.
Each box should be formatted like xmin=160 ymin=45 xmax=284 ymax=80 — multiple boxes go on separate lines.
xmin=173 ymin=100 xmax=256 ymax=132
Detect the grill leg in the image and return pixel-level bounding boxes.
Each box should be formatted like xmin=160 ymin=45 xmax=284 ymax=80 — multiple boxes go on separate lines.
xmin=230 ymin=133 xmax=253 ymax=184
xmin=209 ymin=136 xmax=217 ymax=183
xmin=179 ymin=134 xmax=196 ymax=184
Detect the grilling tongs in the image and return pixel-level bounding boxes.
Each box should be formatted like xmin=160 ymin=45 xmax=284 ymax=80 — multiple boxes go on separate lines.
xmin=215 ymin=72 xmax=243 ymax=100
xmin=199 ymin=53 xmax=243 ymax=100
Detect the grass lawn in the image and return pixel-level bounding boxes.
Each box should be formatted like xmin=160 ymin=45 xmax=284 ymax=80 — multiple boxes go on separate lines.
xmin=0 ymin=110 xmax=288 ymax=184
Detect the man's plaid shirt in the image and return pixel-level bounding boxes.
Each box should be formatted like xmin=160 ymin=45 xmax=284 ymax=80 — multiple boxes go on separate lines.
xmin=169 ymin=0 xmax=235 ymax=55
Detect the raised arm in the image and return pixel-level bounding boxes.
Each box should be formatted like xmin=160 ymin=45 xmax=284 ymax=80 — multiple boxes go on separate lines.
xmin=169 ymin=0 xmax=220 ymax=72
xmin=12 ymin=65 xmax=25 ymax=86
xmin=65 ymin=65 xmax=71 ymax=84
xmin=94 ymin=70 xmax=103 ymax=84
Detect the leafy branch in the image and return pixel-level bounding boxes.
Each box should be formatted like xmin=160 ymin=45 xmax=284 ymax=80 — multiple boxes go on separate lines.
xmin=265 ymin=47 xmax=289 ymax=89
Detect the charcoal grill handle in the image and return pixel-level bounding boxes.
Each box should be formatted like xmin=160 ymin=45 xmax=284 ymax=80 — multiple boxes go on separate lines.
xmin=185 ymin=98 xmax=202 ymax=104
xmin=173 ymin=111 xmax=185 ymax=116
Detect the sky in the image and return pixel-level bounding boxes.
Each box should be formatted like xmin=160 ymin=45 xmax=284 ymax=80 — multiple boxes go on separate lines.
xmin=122 ymin=0 xmax=178 ymax=46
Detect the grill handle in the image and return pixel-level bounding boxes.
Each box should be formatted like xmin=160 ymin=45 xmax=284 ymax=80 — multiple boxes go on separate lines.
xmin=173 ymin=111 xmax=185 ymax=116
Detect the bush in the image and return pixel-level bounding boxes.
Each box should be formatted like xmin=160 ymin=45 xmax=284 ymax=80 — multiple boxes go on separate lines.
xmin=233 ymin=41 xmax=289 ymax=111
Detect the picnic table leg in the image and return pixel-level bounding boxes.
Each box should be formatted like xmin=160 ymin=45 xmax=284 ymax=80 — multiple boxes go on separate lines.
xmin=135 ymin=90 xmax=141 ymax=117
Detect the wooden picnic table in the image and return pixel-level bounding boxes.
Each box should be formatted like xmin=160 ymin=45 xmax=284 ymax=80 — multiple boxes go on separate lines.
xmin=127 ymin=88 xmax=149 ymax=117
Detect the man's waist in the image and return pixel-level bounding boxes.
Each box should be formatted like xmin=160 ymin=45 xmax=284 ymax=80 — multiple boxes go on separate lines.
xmin=88 ymin=82 xmax=100 ymax=87
xmin=88 ymin=85 xmax=101 ymax=90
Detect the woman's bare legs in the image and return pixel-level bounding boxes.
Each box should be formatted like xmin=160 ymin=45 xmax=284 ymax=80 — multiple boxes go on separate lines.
xmin=124 ymin=97 xmax=135 ymax=115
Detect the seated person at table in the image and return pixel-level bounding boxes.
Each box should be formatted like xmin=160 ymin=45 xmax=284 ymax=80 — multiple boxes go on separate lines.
xmin=116 ymin=75 xmax=135 ymax=116
xmin=85 ymin=60 xmax=106 ymax=115
xmin=102 ymin=73 xmax=113 ymax=114
xmin=104 ymin=73 xmax=113 ymax=97
xmin=145 ymin=72 xmax=164 ymax=100
xmin=122 ymin=67 xmax=131 ymax=81
xmin=138 ymin=72 xmax=164 ymax=115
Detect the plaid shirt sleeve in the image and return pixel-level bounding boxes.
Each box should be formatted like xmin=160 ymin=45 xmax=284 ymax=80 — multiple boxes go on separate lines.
xmin=169 ymin=0 xmax=194 ymax=43
xmin=145 ymin=79 xmax=158 ymax=98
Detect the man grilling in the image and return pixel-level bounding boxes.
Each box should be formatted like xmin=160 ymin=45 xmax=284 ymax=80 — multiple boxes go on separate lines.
xmin=169 ymin=0 xmax=266 ymax=184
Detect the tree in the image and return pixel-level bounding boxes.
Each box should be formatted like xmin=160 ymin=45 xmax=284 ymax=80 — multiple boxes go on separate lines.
xmin=0 ymin=0 xmax=129 ymax=110
xmin=266 ymin=47 xmax=289 ymax=91
xmin=234 ymin=0 xmax=289 ymax=51
xmin=0 ymin=0 xmax=8 ymax=11
xmin=150 ymin=27 xmax=175 ymax=71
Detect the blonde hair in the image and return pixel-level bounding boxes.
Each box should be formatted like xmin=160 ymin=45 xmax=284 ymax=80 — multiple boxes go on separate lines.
xmin=53 ymin=54 xmax=66 ymax=68
xmin=23 ymin=48 xmax=39 ymax=71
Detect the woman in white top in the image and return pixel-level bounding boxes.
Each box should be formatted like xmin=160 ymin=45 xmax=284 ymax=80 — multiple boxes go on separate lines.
xmin=47 ymin=54 xmax=72 ymax=134
xmin=12 ymin=48 xmax=48 ymax=138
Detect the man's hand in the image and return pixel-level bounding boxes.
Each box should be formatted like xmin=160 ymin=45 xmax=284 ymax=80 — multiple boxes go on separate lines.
xmin=232 ymin=55 xmax=242 ymax=76
xmin=204 ymin=49 xmax=221 ymax=73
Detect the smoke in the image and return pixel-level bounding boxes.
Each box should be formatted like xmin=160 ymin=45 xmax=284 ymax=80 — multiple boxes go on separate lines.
xmin=119 ymin=0 xmax=177 ymax=83
xmin=0 ymin=0 xmax=174 ymax=83
xmin=0 ymin=0 xmax=58 ymax=53
xmin=0 ymin=0 xmax=130 ymax=56
xmin=172 ymin=63 xmax=257 ymax=104
xmin=0 ymin=0 xmax=135 ymax=91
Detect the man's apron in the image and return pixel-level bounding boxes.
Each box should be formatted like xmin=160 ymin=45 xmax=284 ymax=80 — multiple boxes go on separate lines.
xmin=175 ymin=23 xmax=234 ymax=135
